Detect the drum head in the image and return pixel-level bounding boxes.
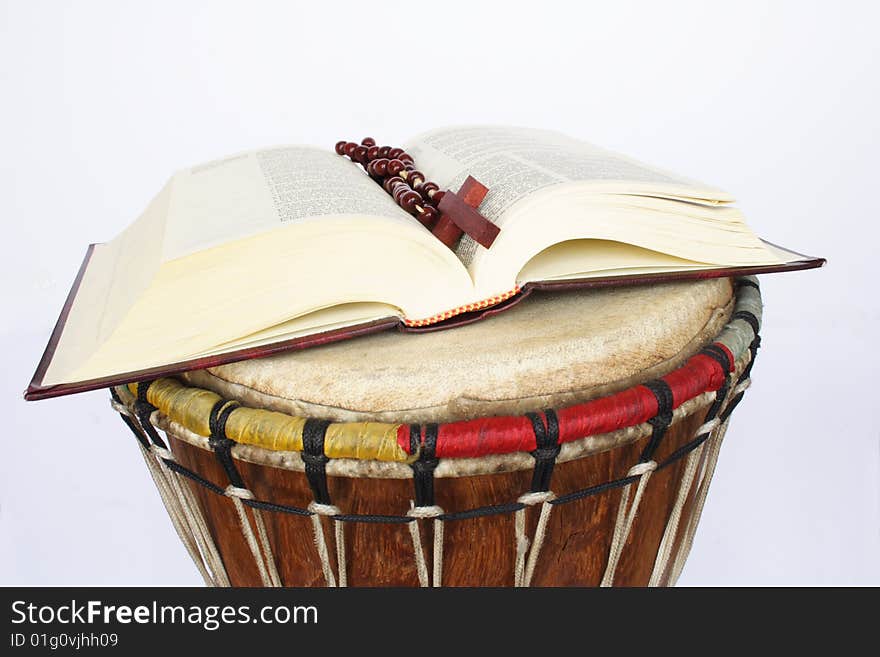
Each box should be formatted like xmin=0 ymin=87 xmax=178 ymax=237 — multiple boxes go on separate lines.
xmin=181 ymin=278 xmax=733 ymax=422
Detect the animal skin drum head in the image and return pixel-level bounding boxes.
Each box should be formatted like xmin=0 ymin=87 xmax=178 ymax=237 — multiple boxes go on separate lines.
xmin=181 ymin=277 xmax=735 ymax=423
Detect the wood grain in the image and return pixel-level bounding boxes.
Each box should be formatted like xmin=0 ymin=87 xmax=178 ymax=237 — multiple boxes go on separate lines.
xmin=168 ymin=408 xmax=714 ymax=587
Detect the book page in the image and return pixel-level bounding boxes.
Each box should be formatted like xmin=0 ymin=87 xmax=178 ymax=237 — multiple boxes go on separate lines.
xmin=40 ymin=183 xmax=170 ymax=387
xmin=517 ymin=239 xmax=711 ymax=282
xmin=405 ymin=126 xmax=731 ymax=267
xmin=161 ymin=146 xmax=416 ymax=262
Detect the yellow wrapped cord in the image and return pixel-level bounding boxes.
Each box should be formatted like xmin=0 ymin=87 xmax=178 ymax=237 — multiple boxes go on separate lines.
xmin=226 ymin=408 xmax=306 ymax=452
xmin=128 ymin=379 xmax=220 ymax=437
xmin=128 ymin=378 xmax=409 ymax=463
xmin=325 ymin=422 xmax=407 ymax=462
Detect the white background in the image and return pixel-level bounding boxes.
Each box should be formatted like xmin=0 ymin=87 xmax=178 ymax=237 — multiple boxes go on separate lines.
xmin=1 ymin=1 xmax=877 ymax=586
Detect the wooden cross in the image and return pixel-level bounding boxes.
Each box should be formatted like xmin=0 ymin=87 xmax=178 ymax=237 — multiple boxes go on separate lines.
xmin=432 ymin=175 xmax=500 ymax=249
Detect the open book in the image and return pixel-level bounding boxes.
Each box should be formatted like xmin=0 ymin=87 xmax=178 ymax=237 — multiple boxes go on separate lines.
xmin=27 ymin=126 xmax=823 ymax=399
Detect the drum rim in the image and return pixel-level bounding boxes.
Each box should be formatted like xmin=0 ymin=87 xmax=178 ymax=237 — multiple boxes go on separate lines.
xmin=131 ymin=381 xmax=735 ymax=479
xmin=113 ymin=277 xmax=761 ymax=477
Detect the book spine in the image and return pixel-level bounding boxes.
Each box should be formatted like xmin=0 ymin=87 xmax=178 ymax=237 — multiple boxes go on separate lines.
xmin=403 ymin=287 xmax=521 ymax=327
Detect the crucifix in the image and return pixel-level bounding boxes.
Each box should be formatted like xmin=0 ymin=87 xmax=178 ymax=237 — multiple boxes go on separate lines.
xmin=432 ymin=176 xmax=500 ymax=250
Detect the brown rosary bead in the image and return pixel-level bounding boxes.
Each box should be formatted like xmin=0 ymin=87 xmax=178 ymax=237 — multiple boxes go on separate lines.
xmin=387 ymin=159 xmax=406 ymax=176
xmin=398 ymin=189 xmax=421 ymax=212
xmin=388 ymin=147 xmax=404 ymax=159
xmin=391 ymin=180 xmax=411 ymax=200
xmin=335 ymin=141 xmax=348 ymax=156
xmin=343 ymin=142 xmax=358 ymax=158
xmin=415 ymin=208 xmax=434 ymax=227
xmin=361 ymin=137 xmax=376 ymax=147
xmin=394 ymin=184 xmax=413 ymax=201
xmin=404 ymin=170 xmax=424 ymax=185
xmin=366 ymin=145 xmax=380 ymax=160
xmin=399 ymin=153 xmax=414 ymax=165
xmin=368 ymin=158 xmax=389 ymax=177
xmin=383 ymin=175 xmax=405 ymax=194
xmin=420 ymin=181 xmax=440 ymax=199
xmin=377 ymin=146 xmax=391 ymax=158
xmin=420 ymin=205 xmax=440 ymax=223
xmin=353 ymin=145 xmax=368 ymax=163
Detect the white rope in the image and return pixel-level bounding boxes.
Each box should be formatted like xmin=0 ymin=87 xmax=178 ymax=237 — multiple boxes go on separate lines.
xmin=135 ymin=441 xmax=215 ymax=586
xmin=165 ymin=460 xmax=230 ymax=587
xmin=406 ymin=504 xmax=445 ymax=587
xmin=648 ymin=443 xmax=702 ymax=586
xmin=226 ymin=486 xmax=280 ymax=587
xmin=601 ymin=460 xmax=657 ymax=587
xmin=173 ymin=468 xmax=231 ymax=587
xmin=140 ymin=411 xmax=225 ymax=585
xmin=136 ymin=443 xmax=201 ymax=572
xmin=514 ymin=512 xmax=528 ymax=587
xmin=148 ymin=410 xmax=276 ymax=587
xmin=307 ymin=502 xmax=345 ymax=587
xmin=148 ymin=443 xmax=175 ymax=462
xmin=431 ymin=517 xmax=444 ymax=587
xmin=667 ymin=418 xmax=731 ymax=585
xmin=131 ymin=400 xmax=276 ymax=588
xmin=249 ymin=507 xmax=282 ymax=587
xmin=119 ymin=400 xmax=230 ymax=587
xmin=407 ymin=518 xmax=429 ymax=587
xmin=334 ymin=519 xmax=347 ymax=588
xmin=513 ymin=491 xmax=556 ymax=587
xmin=695 ymin=417 xmax=720 ymax=436
xmin=662 ymin=377 xmax=743 ymax=585
xmin=110 ymin=399 xmax=134 ymax=417
xmin=523 ymin=502 xmax=553 ymax=587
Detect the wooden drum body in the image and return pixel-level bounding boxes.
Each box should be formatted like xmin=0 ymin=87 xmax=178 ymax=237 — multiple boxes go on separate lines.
xmin=111 ymin=277 xmax=763 ymax=587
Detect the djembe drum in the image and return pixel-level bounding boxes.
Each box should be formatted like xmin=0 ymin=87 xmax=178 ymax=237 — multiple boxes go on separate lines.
xmin=110 ymin=276 xmax=762 ymax=587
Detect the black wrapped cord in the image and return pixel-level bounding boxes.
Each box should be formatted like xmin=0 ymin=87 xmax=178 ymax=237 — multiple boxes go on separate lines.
xmin=133 ymin=381 xmax=171 ymax=450
xmin=698 ymin=344 xmax=733 ymax=419
xmin=719 ymin=336 xmax=761 ymax=423
xmin=731 ymin=310 xmax=760 ymax=337
xmin=735 ymin=279 xmax=760 ymax=291
xmin=110 ymin=387 xmax=149 ymax=449
xmin=700 ymin=343 xmax=733 ymax=375
xmin=408 ymin=423 xmax=421 ymax=457
xmin=527 ymin=410 xmax=561 ymax=492
xmin=639 ymin=379 xmax=674 ymax=463
xmin=301 ymin=418 xmax=333 ymax=505
xmin=410 ymin=423 xmax=439 ymax=507
xmin=208 ymin=399 xmax=245 ymax=489
xmin=742 ymin=335 xmax=761 ymax=380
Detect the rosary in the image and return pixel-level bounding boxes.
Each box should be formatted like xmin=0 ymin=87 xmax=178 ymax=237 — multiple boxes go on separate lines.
xmin=335 ymin=137 xmax=500 ymax=250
